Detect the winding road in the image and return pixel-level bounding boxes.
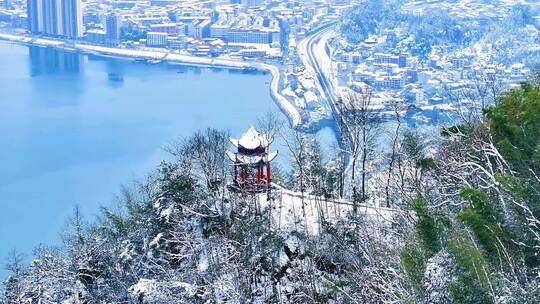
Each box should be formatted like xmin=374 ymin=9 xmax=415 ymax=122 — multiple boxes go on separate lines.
xmin=297 ymin=23 xmax=341 ymax=120
xmin=298 ymin=24 xmax=353 ymax=172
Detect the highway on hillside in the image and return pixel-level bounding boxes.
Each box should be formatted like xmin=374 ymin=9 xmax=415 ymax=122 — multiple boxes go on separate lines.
xmin=298 ymin=23 xmax=353 ymax=173
xmin=297 ymin=23 xmax=341 ymax=122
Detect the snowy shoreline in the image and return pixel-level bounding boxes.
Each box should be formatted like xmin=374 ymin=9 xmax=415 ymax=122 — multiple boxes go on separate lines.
xmin=0 ymin=32 xmax=302 ymax=127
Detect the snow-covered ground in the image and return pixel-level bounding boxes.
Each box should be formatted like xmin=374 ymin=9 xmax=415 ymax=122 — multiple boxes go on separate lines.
xmin=259 ymin=186 xmax=398 ymax=235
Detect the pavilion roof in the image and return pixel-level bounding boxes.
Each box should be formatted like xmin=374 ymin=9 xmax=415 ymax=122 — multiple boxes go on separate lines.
xmin=229 ymin=126 xmax=269 ymax=150
xmin=226 ymin=150 xmax=278 ymax=165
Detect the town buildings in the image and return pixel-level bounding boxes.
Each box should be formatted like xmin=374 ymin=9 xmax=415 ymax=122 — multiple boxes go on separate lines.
xmin=3 ymin=0 xmax=537 ymax=127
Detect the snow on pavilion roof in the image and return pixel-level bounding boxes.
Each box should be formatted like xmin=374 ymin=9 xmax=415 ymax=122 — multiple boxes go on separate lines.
xmin=229 ymin=126 xmax=269 ymax=150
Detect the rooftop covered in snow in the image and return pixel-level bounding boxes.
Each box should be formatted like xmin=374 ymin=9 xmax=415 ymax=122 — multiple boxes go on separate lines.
xmin=229 ymin=126 xmax=270 ymax=150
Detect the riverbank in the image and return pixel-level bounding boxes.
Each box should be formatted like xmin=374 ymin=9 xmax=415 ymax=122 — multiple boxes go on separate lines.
xmin=0 ymin=32 xmax=302 ymax=127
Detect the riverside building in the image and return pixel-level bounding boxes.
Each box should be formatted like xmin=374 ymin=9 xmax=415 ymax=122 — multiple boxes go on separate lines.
xmin=146 ymin=31 xmax=168 ymax=47
xmin=27 ymin=0 xmax=83 ymax=39
xmin=105 ymin=13 xmax=121 ymax=45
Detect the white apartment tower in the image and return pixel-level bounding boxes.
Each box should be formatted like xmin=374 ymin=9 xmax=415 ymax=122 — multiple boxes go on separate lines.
xmin=61 ymin=0 xmax=83 ymax=39
xmin=27 ymin=0 xmax=83 ymax=39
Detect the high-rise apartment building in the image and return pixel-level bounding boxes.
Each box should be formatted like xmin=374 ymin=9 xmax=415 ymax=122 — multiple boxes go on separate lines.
xmin=27 ymin=0 xmax=83 ymax=39
xmin=42 ymin=0 xmax=62 ymax=36
xmin=61 ymin=0 xmax=83 ymax=39
xmin=27 ymin=0 xmax=44 ymax=33
xmin=105 ymin=13 xmax=122 ymax=45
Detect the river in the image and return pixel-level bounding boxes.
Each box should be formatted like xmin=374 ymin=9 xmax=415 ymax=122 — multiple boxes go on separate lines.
xmin=0 ymin=41 xmax=337 ymax=275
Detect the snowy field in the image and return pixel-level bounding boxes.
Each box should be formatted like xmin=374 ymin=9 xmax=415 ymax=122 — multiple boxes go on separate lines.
xmin=258 ymin=186 xmax=399 ymax=235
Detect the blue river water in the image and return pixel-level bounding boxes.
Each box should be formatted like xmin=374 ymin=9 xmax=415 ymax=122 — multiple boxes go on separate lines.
xmin=0 ymin=41 xmax=336 ymax=275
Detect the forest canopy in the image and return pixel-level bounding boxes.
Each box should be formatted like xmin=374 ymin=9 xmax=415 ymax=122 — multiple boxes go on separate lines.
xmin=3 ymin=77 xmax=540 ymax=303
